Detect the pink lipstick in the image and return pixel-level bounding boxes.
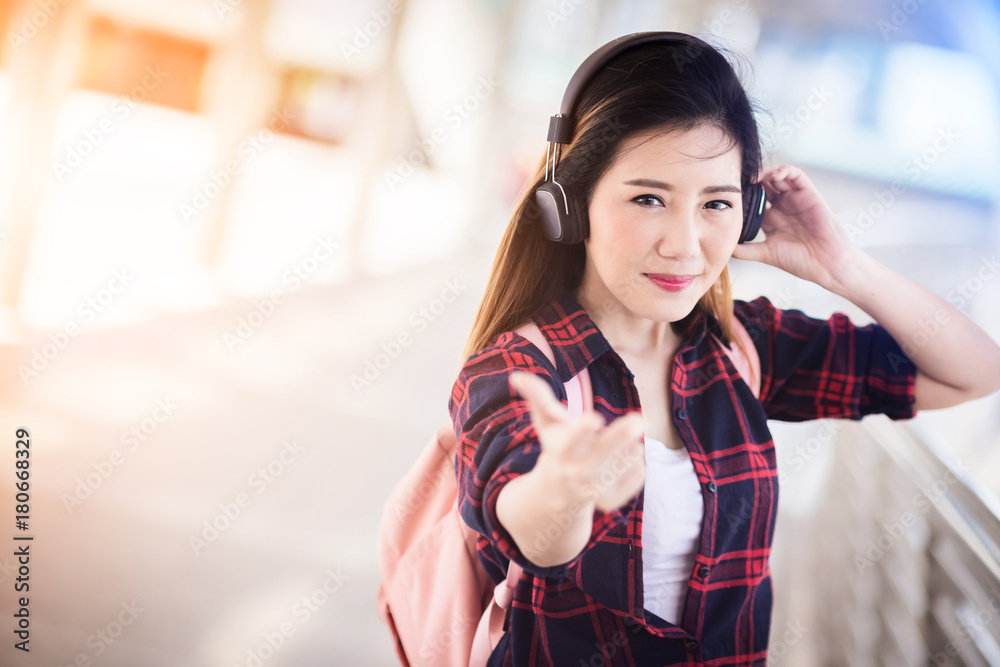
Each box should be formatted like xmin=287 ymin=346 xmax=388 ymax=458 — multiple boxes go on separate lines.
xmin=645 ymin=273 xmax=695 ymax=292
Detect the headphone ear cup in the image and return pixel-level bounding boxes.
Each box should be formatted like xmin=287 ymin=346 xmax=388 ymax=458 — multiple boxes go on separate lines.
xmin=534 ymin=180 xmax=587 ymax=244
xmin=739 ymin=183 xmax=766 ymax=244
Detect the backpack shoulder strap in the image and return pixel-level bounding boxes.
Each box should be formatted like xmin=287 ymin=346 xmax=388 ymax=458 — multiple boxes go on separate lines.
xmin=722 ymin=316 xmax=761 ymax=399
xmin=513 ymin=320 xmax=593 ymax=413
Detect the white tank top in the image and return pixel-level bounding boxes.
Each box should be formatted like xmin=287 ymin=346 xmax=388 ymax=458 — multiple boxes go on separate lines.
xmin=642 ymin=435 xmax=704 ymax=625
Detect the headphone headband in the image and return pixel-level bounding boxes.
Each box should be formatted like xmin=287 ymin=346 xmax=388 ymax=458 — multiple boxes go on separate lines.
xmin=535 ymin=31 xmax=766 ymax=245
xmin=547 ymin=31 xmax=710 ymax=144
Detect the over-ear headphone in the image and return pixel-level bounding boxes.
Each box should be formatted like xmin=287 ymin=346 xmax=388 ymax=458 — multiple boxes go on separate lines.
xmin=533 ymin=31 xmax=766 ymax=245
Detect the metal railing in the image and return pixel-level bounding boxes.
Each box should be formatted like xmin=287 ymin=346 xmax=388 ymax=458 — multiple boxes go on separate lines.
xmin=809 ymin=416 xmax=1000 ymax=666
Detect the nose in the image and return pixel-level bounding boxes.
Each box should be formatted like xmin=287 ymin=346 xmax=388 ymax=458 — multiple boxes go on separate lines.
xmin=656 ymin=207 xmax=701 ymax=260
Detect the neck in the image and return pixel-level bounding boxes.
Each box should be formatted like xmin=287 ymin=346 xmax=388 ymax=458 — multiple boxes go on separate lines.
xmin=573 ymin=280 xmax=684 ymax=359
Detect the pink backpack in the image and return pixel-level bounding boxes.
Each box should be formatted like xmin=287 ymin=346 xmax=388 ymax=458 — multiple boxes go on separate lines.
xmin=375 ymin=317 xmax=759 ymax=666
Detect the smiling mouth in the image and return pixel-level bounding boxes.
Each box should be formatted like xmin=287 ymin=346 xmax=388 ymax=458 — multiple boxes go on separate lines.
xmin=644 ymin=273 xmax=696 ymax=291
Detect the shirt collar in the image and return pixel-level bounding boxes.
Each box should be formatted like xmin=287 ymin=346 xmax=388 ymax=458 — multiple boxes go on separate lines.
xmin=532 ymin=290 xmax=721 ymax=383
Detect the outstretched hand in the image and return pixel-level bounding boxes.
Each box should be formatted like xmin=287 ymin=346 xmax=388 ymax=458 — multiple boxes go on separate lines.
xmin=509 ymin=371 xmax=645 ymax=513
xmin=732 ymin=165 xmax=861 ymax=289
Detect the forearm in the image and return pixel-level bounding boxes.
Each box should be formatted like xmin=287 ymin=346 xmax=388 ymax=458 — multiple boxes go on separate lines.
xmin=496 ymin=466 xmax=595 ymax=568
xmin=824 ymin=248 xmax=1000 ymax=396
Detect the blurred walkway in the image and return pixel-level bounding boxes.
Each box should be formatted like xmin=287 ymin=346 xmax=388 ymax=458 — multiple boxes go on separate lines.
xmin=0 ymin=253 xmax=485 ymax=666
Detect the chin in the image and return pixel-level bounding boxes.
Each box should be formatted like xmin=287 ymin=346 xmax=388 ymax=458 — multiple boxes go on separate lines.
xmin=623 ymin=297 xmax=697 ymax=324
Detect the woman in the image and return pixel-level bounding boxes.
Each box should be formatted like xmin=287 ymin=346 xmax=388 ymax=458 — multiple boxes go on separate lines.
xmin=448 ymin=32 xmax=1000 ymax=666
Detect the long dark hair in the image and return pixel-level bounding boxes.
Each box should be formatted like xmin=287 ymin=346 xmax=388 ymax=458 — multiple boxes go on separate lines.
xmin=462 ymin=35 xmax=763 ymax=363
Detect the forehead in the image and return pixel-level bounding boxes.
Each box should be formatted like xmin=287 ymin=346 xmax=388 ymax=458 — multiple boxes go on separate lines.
xmin=609 ymin=124 xmax=741 ymax=177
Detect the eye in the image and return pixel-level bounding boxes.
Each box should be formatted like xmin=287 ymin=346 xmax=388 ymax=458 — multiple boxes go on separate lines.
xmin=704 ymin=199 xmax=734 ymax=211
xmin=631 ymin=194 xmax=664 ymax=207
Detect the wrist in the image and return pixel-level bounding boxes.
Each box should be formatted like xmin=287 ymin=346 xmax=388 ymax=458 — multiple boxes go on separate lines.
xmin=531 ymin=450 xmax=596 ymax=510
xmin=823 ymin=247 xmax=875 ymax=297
xmin=497 ymin=464 xmax=596 ymax=567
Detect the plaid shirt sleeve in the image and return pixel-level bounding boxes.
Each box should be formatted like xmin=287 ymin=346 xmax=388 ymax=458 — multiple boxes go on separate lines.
xmin=448 ymin=331 xmax=632 ymax=581
xmin=734 ymin=296 xmax=918 ymax=422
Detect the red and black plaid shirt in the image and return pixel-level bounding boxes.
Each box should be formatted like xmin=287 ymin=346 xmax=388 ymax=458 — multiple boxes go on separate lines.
xmin=449 ymin=291 xmax=917 ymax=666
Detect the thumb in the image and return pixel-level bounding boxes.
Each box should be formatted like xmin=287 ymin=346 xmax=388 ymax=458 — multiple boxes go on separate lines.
xmin=731 ymin=240 xmax=768 ymax=263
xmin=510 ymin=371 xmax=567 ymax=427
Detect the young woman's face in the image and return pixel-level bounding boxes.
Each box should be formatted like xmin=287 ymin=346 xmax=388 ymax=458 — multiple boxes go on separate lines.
xmin=580 ymin=123 xmax=744 ymax=327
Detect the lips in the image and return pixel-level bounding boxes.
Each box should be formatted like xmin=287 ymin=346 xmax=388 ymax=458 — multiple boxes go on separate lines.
xmin=645 ymin=273 xmax=696 ymax=291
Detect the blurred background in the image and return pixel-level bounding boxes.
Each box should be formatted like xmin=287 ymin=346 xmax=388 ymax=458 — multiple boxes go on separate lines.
xmin=0 ymin=0 xmax=997 ymax=665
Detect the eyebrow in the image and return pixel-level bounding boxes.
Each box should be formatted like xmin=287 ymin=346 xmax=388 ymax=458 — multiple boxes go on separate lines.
xmin=623 ymin=178 xmax=741 ymax=195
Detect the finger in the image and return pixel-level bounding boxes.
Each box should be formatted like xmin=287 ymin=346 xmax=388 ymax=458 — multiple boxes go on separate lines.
xmin=591 ymin=412 xmax=643 ymax=464
xmin=594 ymin=453 xmax=646 ymax=512
xmin=756 ymin=165 xmax=780 ymax=183
xmin=579 ymin=408 xmax=605 ymax=432
xmin=770 ymin=164 xmax=792 ymax=180
xmin=762 ymin=165 xmax=811 ymax=194
xmin=560 ymin=408 xmax=606 ymax=459
xmin=760 ymin=178 xmax=783 ymax=201
xmin=601 ymin=439 xmax=646 ymax=489
xmin=509 ymin=371 xmax=568 ymax=427
xmin=781 ymin=167 xmax=811 ymax=190
xmin=616 ymin=459 xmax=647 ymax=507
xmin=766 ymin=172 xmax=794 ymax=193
xmin=730 ymin=241 xmax=768 ymax=263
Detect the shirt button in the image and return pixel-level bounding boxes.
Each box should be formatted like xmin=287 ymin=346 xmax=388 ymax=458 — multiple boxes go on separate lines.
xmin=684 ymin=639 xmax=699 ymax=653
xmin=676 ymin=408 xmax=687 ymax=420
xmin=697 ymin=565 xmax=710 ymax=578
xmin=707 ymin=481 xmax=717 ymax=493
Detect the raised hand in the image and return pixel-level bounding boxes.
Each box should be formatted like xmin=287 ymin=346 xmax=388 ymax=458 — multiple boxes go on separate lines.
xmin=732 ymin=164 xmax=860 ymax=289
xmin=509 ymin=370 xmax=645 ymax=513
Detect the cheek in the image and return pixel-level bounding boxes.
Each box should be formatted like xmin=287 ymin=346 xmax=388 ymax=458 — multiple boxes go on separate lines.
xmin=706 ymin=213 xmax=743 ymax=253
xmin=589 ymin=206 xmax=649 ymax=258
xmin=704 ymin=227 xmax=741 ymax=275
xmin=589 ymin=227 xmax=644 ymax=283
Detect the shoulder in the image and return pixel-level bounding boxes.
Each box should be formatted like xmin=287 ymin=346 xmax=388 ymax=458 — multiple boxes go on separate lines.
xmin=732 ymin=295 xmax=777 ymax=324
xmin=731 ymin=295 xmax=781 ymax=343
xmin=451 ymin=323 xmax=563 ymax=410
xmin=732 ymin=295 xmax=855 ymax=334
xmin=456 ymin=291 xmax=591 ymax=390
xmin=463 ymin=326 xmax=557 ymax=376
